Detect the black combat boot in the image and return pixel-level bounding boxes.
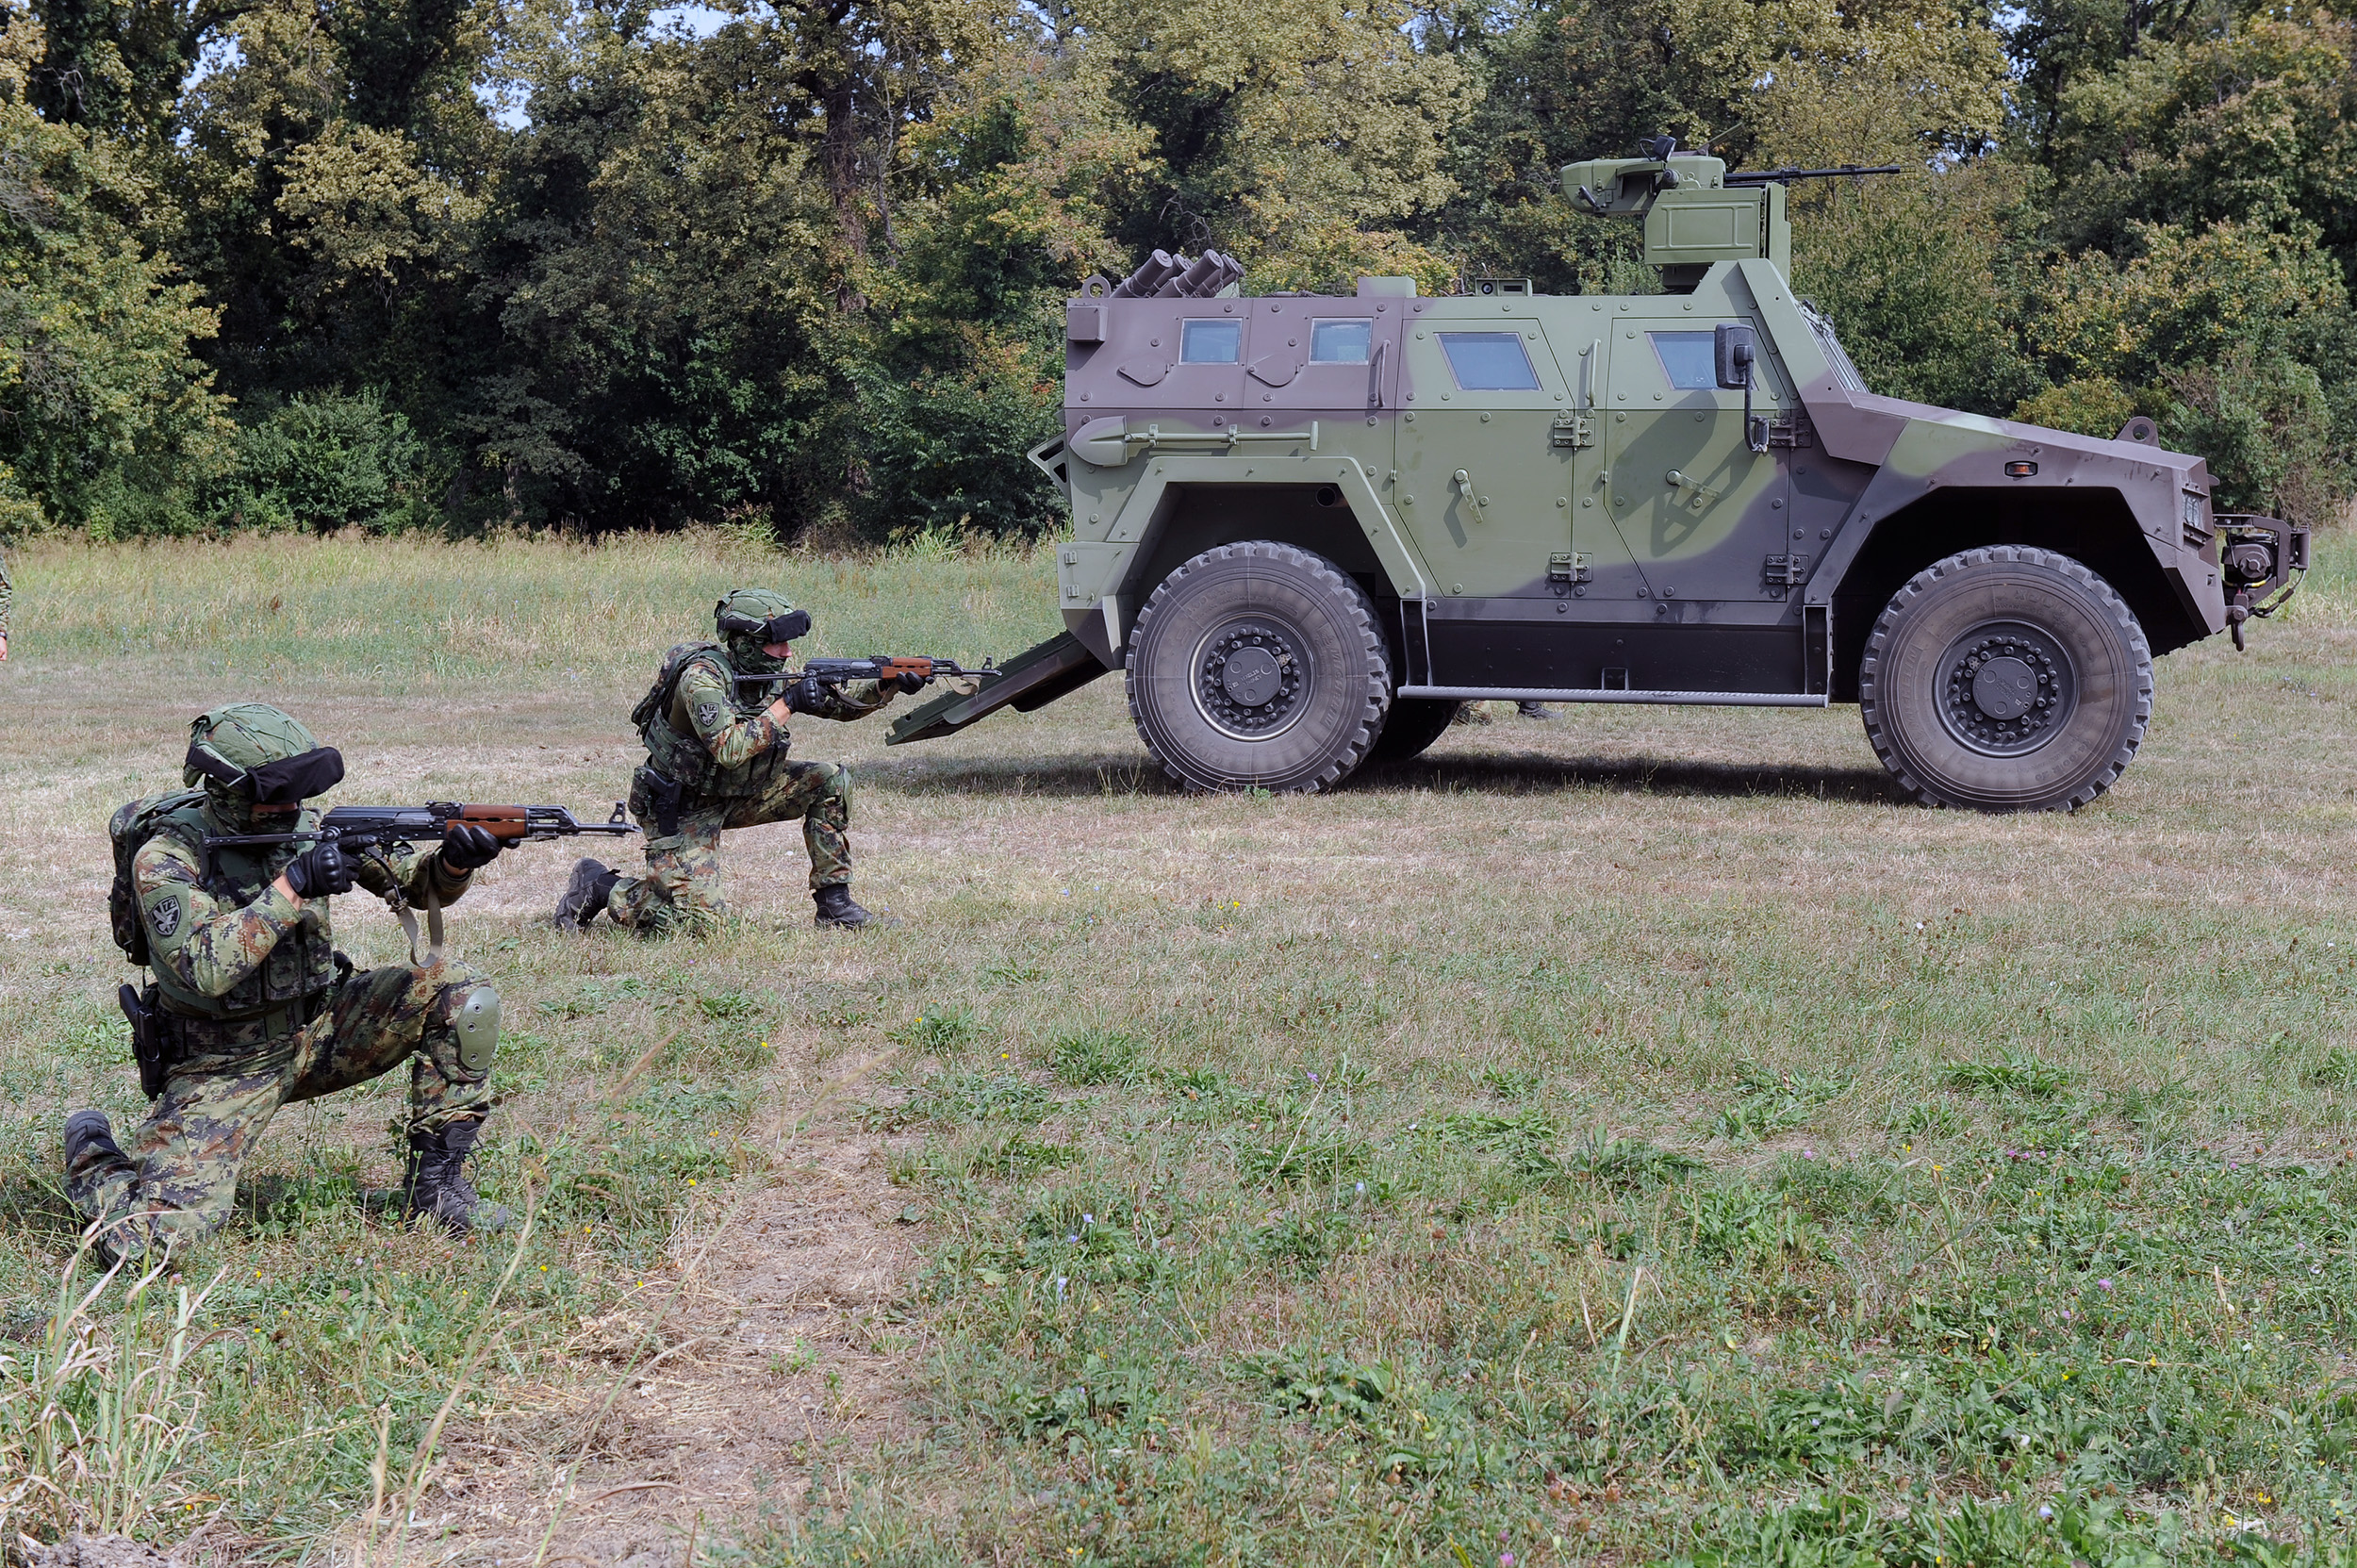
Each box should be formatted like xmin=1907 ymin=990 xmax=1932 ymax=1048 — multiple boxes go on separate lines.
xmin=1516 ymin=701 xmax=1554 ymax=719
xmin=814 ymin=883 xmax=876 ymax=929
xmin=554 ymin=857 xmax=620 ymax=928
xmin=402 ymin=1119 xmax=512 ymax=1234
xmin=64 ymin=1109 xmax=123 ymax=1176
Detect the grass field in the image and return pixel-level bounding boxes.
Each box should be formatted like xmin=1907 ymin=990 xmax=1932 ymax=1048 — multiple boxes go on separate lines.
xmin=1 ymin=528 xmax=2354 ymax=1566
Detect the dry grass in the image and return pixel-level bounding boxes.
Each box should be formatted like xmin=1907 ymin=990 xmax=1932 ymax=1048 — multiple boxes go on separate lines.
xmin=0 ymin=530 xmax=2352 ymax=1564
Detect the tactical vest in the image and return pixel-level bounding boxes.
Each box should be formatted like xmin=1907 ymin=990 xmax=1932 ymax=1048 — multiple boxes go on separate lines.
xmin=142 ymin=800 xmax=338 ymax=1026
xmin=634 ymin=642 xmax=796 ymax=802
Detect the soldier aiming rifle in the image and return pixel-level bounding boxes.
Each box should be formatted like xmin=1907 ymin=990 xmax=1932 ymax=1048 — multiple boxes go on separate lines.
xmin=64 ymin=703 xmax=636 ymax=1260
xmin=556 ymin=589 xmax=991 ymax=933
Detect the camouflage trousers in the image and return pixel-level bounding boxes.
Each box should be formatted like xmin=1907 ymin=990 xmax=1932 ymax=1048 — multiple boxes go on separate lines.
xmin=64 ymin=961 xmax=494 ymax=1261
xmin=608 ymin=759 xmax=852 ymax=933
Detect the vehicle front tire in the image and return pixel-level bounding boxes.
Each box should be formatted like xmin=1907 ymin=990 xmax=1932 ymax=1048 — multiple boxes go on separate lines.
xmin=1858 ymin=545 xmax=2152 ymax=812
xmin=1126 ymin=542 xmax=1391 ymax=793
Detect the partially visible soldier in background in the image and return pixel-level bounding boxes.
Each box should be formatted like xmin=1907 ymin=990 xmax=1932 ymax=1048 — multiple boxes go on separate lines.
xmin=65 ymin=703 xmax=513 ymax=1261
xmin=555 ymin=589 xmax=919 ymax=933
xmin=1 ymin=545 xmax=11 ymax=660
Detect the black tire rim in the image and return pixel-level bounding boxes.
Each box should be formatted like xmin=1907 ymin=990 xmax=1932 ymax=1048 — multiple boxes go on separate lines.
xmin=1191 ymin=615 xmax=1310 ymax=741
xmin=1934 ymin=619 xmax=2077 ymax=757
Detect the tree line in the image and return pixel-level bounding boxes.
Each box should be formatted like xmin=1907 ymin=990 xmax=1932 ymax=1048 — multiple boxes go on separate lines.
xmin=0 ymin=0 xmax=2349 ymax=542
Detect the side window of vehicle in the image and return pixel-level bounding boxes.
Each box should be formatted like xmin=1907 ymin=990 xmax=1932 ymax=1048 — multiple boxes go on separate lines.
xmin=1437 ymin=332 xmax=1541 ymax=390
xmin=1310 ymin=320 xmax=1373 ymax=363
xmin=1647 ymin=331 xmax=1718 ymax=390
xmin=1180 ymin=320 xmax=1243 ymax=364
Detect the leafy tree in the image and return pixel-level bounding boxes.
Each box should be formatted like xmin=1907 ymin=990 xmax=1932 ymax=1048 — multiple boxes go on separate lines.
xmin=0 ymin=14 xmax=230 ymax=535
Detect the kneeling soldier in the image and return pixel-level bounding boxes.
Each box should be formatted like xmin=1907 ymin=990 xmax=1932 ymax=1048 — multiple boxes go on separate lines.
xmin=64 ymin=703 xmax=511 ymax=1261
xmin=555 ymin=588 xmax=917 ymax=933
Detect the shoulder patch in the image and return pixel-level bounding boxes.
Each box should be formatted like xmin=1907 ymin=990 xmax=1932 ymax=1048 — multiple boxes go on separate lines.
xmin=146 ymin=890 xmax=185 ymax=941
xmin=695 ymin=701 xmax=721 ymax=727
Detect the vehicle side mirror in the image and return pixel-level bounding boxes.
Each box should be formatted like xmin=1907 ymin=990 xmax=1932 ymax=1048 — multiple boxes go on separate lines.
xmin=1715 ymin=323 xmax=1756 ymax=389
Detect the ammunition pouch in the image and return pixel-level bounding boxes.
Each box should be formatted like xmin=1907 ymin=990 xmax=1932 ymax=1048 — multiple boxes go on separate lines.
xmin=425 ymin=980 xmax=501 ymax=1084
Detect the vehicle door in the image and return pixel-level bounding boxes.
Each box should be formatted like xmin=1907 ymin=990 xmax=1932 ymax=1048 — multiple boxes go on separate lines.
xmin=1393 ymin=310 xmax=1574 ymax=602
xmin=1599 ymin=309 xmax=1794 ymax=608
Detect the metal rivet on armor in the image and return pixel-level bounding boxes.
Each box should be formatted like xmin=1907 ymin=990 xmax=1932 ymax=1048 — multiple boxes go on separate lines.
xmin=1654 ymin=392 xmax=1663 ymax=401
xmin=1637 ymin=586 xmax=1648 ymax=597
xmin=1288 ymin=338 xmax=1296 ymax=346
xmin=1150 ymin=338 xmax=1160 ymax=347
xmin=1260 ymin=416 xmax=1272 ymax=426
xmin=1794 ymin=529 xmax=1805 ymax=538
xmin=1441 ymin=391 xmax=1451 ymax=400
xmin=1555 ymin=497 xmax=1566 ymax=507
xmin=1263 ymin=393 xmax=1271 ymax=401
xmin=1615 ymin=411 xmax=1625 ymax=420
xmin=1216 ymin=392 xmax=1225 ymax=401
xmin=1223 ymin=303 xmax=1234 ymax=312
xmin=1271 ymin=304 xmax=1281 ymax=312
xmin=1772 ymin=498 xmax=1783 ymax=508
xmin=1480 ymin=412 xmax=1491 ymax=422
xmin=1656 ymin=602 xmax=1668 ymax=615
xmin=1558 ymin=602 xmax=1569 ymax=613
xmin=1821 ymin=528 xmax=1832 ymax=538
xmin=1450 ymin=584 xmax=1463 ymax=594
xmin=1415 ymin=331 xmax=1426 ymax=338
xmin=1664 ymin=586 xmax=1675 ymax=597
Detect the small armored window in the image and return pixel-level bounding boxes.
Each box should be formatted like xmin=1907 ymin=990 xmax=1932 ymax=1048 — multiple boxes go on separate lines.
xmin=1649 ymin=331 xmax=1718 ymax=390
xmin=1437 ymin=332 xmax=1540 ymax=390
xmin=1180 ymin=320 xmax=1243 ymax=363
xmin=1310 ymin=320 xmax=1373 ymax=363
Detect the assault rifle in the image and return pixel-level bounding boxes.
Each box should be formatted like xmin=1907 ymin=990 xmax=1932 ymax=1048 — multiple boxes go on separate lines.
xmin=205 ymin=801 xmax=640 ymax=851
xmin=733 ymin=655 xmax=999 ymax=696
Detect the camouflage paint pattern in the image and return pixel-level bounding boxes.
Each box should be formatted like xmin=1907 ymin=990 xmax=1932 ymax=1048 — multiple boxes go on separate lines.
xmin=66 ymin=958 xmax=496 ymax=1260
xmin=999 ymin=149 xmax=2286 ymax=702
xmin=0 ymin=549 xmax=11 ymax=648
xmin=612 ymin=647 xmax=896 ymax=931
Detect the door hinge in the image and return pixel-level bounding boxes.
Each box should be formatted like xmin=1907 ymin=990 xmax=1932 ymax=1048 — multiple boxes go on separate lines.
xmin=1548 ymin=551 xmax=1591 ymax=586
xmin=1550 ymin=412 xmax=1593 ymax=449
xmin=1767 ymin=410 xmax=1814 ymax=448
xmin=1763 ymin=552 xmax=1811 ymax=592
xmin=1667 ymin=470 xmax=1722 ymax=514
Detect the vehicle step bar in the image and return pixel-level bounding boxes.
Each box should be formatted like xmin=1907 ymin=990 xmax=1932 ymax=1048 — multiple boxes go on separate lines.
xmin=1398 ymin=685 xmax=1829 ymax=708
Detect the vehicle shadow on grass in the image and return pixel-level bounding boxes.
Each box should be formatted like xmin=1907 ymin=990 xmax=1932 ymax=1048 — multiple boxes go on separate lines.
xmin=1353 ymin=751 xmax=1910 ymax=804
xmin=885 ymin=749 xmax=1906 ymax=805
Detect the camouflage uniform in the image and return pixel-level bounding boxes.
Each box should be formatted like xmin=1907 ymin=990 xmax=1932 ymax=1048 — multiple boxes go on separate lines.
xmin=0 ymin=549 xmax=11 ymax=656
xmin=68 ymin=757 xmax=497 ymax=1259
xmin=605 ymin=653 xmax=894 ymax=932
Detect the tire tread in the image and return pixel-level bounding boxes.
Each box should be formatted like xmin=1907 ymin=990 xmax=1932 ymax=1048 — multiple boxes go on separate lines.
xmin=1858 ymin=545 xmax=2153 ymax=812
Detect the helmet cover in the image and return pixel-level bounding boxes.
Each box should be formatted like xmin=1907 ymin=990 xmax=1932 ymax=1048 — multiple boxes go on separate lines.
xmin=183 ymin=703 xmax=343 ymax=830
xmin=715 ymin=589 xmax=810 ymax=675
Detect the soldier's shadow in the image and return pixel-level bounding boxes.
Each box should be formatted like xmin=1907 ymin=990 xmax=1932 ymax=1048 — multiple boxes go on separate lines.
xmin=887 ymin=749 xmax=1904 ymax=805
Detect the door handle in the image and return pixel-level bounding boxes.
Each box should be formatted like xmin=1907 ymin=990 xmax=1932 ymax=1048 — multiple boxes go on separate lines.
xmin=1453 ymin=470 xmax=1491 ymax=524
xmin=1666 ymin=470 xmax=1722 ymax=514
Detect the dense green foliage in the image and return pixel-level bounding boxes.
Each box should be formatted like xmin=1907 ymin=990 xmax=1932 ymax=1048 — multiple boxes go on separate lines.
xmin=0 ymin=0 xmax=2350 ymax=538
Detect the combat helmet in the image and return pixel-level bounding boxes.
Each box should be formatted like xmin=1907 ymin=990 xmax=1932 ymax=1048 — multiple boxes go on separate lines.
xmin=715 ymin=589 xmax=811 ymax=677
xmin=183 ymin=703 xmax=345 ymax=833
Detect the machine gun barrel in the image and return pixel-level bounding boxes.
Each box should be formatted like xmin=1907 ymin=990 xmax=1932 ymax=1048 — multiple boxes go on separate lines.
xmin=733 ymin=655 xmax=999 ymax=693
xmin=1724 ymin=163 xmax=1904 ymax=186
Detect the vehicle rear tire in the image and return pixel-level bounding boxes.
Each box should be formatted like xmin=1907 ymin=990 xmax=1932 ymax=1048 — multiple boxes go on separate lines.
xmin=1364 ymin=697 xmax=1459 ymax=766
xmin=1126 ymin=541 xmax=1391 ymax=793
xmin=1858 ymin=546 xmax=2152 ymax=812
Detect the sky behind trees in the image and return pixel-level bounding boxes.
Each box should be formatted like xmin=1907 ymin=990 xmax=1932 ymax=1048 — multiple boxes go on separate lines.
xmin=0 ymin=0 xmax=2349 ymax=541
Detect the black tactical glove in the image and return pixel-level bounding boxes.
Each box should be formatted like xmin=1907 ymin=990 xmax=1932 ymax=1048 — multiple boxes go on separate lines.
xmin=893 ymin=670 xmax=927 ymax=695
xmin=439 ymin=823 xmax=506 ymax=873
xmin=790 ymin=675 xmax=827 ymax=713
xmin=284 ymin=840 xmax=353 ymax=900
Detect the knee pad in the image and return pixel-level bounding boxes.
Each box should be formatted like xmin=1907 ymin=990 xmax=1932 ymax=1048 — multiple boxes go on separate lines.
xmin=427 ymin=980 xmax=501 ymax=1082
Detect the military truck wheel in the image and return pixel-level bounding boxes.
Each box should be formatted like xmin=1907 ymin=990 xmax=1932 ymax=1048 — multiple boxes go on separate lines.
xmin=1859 ymin=546 xmax=2152 ymax=812
xmin=1126 ymin=542 xmax=1392 ymax=793
xmin=1365 ymin=697 xmax=1460 ymax=766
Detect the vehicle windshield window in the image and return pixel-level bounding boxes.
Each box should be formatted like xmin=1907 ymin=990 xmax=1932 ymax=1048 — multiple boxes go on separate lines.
xmin=1438 ymin=332 xmax=1540 ymax=390
xmin=1310 ymin=320 xmax=1373 ymax=363
xmin=1180 ymin=320 xmax=1243 ymax=364
xmin=1798 ymin=300 xmax=1869 ymax=392
xmin=1649 ymin=331 xmax=1718 ymax=390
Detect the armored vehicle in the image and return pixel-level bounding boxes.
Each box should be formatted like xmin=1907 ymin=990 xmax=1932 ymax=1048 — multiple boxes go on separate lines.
xmin=888 ymin=142 xmax=2309 ymax=811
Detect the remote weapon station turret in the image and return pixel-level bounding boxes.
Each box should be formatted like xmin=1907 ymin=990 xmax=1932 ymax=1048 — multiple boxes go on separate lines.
xmin=889 ymin=138 xmax=2308 ymax=811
